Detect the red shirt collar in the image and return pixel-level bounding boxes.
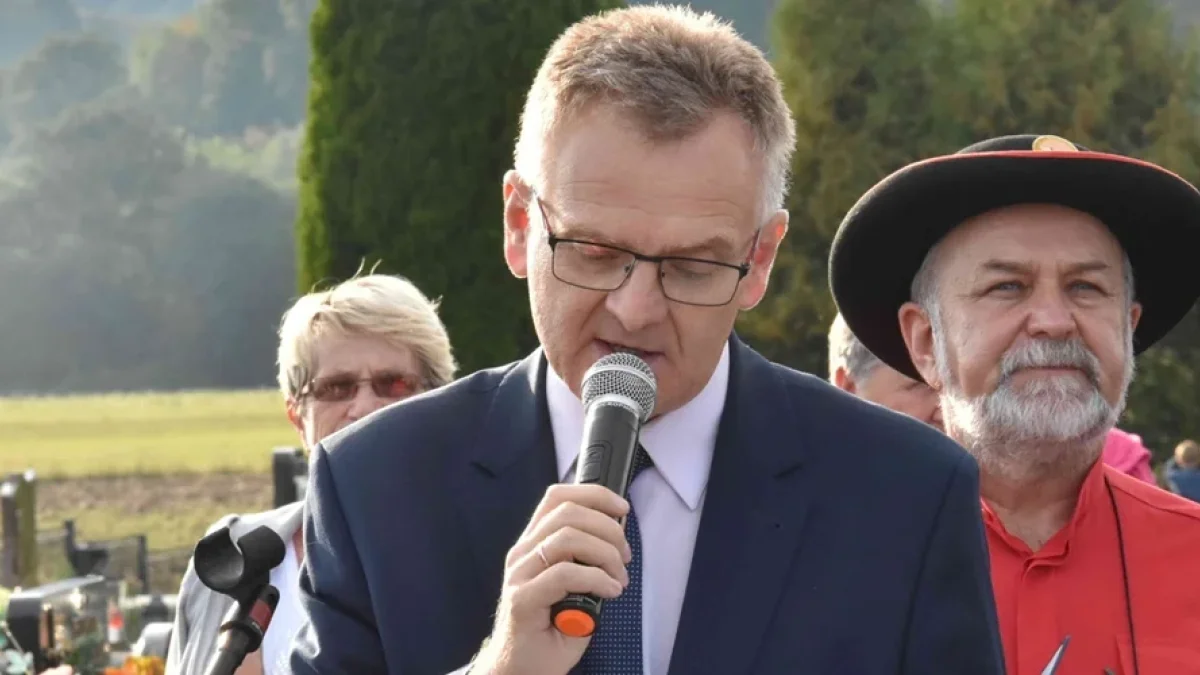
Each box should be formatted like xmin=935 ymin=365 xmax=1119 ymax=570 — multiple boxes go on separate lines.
xmin=981 ymin=458 xmax=1107 ymax=561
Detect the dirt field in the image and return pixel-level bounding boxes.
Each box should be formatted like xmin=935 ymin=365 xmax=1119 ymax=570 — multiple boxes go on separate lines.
xmin=30 ymin=472 xmax=276 ymax=593
xmin=2 ymin=389 xmax=295 ymax=592
xmin=37 ymin=472 xmax=272 ymax=517
xmin=36 ymin=472 xmax=274 ymax=552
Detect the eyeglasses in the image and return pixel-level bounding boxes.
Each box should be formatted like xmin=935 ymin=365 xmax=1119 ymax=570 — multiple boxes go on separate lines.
xmin=299 ymin=372 xmax=421 ymax=403
xmin=532 ymin=191 xmax=757 ymax=307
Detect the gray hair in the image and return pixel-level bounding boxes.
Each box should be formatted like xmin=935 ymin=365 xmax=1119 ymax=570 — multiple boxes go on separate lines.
xmin=514 ymin=4 xmax=797 ymax=220
xmin=828 ymin=312 xmax=883 ymax=382
xmin=277 ymin=273 xmax=457 ymax=401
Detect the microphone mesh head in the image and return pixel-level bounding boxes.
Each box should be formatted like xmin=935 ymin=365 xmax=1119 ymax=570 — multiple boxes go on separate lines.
xmin=581 ymin=352 xmax=658 ymax=422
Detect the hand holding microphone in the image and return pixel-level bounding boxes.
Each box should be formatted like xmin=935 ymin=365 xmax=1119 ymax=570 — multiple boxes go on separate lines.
xmin=473 ymin=353 xmax=657 ymax=675
xmin=549 ymin=352 xmax=657 ymax=637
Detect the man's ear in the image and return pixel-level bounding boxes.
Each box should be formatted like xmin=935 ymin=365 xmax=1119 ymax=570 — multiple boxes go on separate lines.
xmin=1129 ymin=301 xmax=1143 ymax=333
xmin=736 ymin=209 xmax=788 ymax=310
xmin=503 ymin=170 xmax=532 ymax=279
xmin=898 ymin=301 xmax=941 ymax=389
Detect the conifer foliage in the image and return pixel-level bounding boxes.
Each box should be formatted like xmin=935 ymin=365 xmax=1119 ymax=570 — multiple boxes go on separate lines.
xmin=297 ymin=1 xmax=623 ymax=373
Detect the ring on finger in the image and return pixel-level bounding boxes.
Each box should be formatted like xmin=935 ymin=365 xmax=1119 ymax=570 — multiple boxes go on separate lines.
xmin=536 ymin=543 xmax=551 ymax=570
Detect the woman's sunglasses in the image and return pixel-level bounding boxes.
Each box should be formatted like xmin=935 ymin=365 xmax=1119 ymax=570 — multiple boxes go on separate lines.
xmin=301 ymin=372 xmax=421 ymax=403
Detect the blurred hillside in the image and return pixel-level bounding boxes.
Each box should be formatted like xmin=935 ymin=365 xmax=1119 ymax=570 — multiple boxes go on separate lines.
xmin=0 ymin=0 xmax=313 ymax=394
xmin=1 ymin=0 xmax=1197 ymax=411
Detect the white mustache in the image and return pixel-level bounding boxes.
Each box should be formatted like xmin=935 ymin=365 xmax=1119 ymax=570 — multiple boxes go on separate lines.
xmin=998 ymin=338 xmax=1101 ymax=387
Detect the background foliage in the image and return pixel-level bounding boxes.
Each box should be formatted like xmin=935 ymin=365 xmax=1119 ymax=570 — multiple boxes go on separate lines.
xmin=296 ymin=0 xmax=625 ymax=373
xmin=1 ymin=0 xmax=1196 ymax=459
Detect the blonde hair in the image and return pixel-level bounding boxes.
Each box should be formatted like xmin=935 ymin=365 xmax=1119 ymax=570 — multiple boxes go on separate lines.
xmin=514 ymin=4 xmax=796 ymax=219
xmin=276 ymin=273 xmax=457 ymax=400
xmin=1176 ymin=439 xmax=1200 ymax=469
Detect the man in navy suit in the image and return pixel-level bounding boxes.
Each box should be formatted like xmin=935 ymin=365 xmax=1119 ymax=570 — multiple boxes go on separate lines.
xmin=287 ymin=5 xmax=1004 ymax=674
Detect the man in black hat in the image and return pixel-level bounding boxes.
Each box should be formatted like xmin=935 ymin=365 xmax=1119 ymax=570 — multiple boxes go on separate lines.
xmin=830 ymin=134 xmax=1200 ymax=675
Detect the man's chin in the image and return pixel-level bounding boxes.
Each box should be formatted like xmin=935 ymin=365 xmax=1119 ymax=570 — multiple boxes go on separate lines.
xmin=990 ymin=384 xmax=1101 ymax=412
xmin=992 ymin=412 xmax=1111 ymax=447
xmin=947 ymin=392 xmax=1107 ymax=446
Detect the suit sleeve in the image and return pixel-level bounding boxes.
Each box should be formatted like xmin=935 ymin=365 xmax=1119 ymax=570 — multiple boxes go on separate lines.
xmin=287 ymin=443 xmax=388 ymax=674
xmin=902 ymin=453 xmax=1006 ymax=675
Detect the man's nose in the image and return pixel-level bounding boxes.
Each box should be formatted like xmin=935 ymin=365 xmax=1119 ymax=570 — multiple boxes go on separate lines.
xmin=1025 ymin=286 xmax=1078 ymax=340
xmin=605 ymin=262 xmax=669 ymax=332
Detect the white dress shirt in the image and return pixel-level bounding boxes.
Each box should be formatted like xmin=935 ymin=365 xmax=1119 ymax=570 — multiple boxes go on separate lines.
xmin=450 ymin=345 xmax=729 ymax=675
xmin=545 ymin=343 xmax=728 ymax=675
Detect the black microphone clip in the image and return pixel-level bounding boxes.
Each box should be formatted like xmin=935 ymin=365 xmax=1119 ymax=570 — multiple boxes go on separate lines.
xmin=193 ymin=525 xmax=286 ymax=675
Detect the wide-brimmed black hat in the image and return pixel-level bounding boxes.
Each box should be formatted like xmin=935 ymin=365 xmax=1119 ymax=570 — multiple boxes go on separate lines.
xmin=829 ymin=133 xmax=1200 ymax=381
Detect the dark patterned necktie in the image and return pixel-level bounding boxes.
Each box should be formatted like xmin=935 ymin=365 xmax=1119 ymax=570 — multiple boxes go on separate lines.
xmin=578 ymin=445 xmax=653 ymax=674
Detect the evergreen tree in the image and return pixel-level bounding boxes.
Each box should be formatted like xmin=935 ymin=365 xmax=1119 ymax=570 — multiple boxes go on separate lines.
xmin=297 ymin=1 xmax=623 ymax=374
xmin=930 ymin=0 xmax=1196 ymax=153
xmin=738 ymin=0 xmax=941 ymax=375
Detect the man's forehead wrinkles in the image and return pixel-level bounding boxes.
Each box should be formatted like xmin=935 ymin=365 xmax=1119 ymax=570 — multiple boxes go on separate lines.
xmin=555 ymin=187 xmax=745 ymax=215
xmin=965 ymin=258 xmax=1119 ymax=277
xmin=550 ymin=194 xmax=743 ymax=241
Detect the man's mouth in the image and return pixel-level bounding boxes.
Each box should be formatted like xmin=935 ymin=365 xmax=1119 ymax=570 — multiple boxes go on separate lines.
xmin=1005 ymin=364 xmax=1099 ymax=390
xmin=1009 ymin=363 xmax=1090 ymax=378
xmin=597 ymin=340 xmax=660 ymax=361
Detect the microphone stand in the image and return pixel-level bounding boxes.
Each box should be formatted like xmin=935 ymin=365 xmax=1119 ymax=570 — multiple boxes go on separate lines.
xmin=191 ymin=524 xmax=287 ymax=675
xmin=205 ymin=583 xmax=280 ymax=675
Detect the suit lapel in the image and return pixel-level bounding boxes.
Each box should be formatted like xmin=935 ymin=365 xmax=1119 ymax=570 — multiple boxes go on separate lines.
xmin=668 ymin=336 xmax=814 ymax=675
xmin=456 ymin=350 xmax=559 ymax=605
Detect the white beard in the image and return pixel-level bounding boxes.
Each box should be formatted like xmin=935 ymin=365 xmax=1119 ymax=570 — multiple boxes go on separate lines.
xmin=934 ymin=317 xmax=1134 ymax=484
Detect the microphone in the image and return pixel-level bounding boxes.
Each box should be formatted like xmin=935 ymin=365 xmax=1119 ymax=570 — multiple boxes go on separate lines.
xmin=192 ymin=524 xmax=286 ymax=675
xmin=205 ymin=585 xmax=280 ymax=675
xmin=550 ymin=351 xmax=657 ymax=638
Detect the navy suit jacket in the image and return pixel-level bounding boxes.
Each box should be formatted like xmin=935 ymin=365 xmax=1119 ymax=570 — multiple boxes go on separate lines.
xmin=288 ymin=337 xmax=1005 ymax=674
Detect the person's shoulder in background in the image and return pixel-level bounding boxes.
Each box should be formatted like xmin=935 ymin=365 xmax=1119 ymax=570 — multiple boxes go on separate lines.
xmin=1164 ymin=459 xmax=1200 ymax=501
xmin=166 ymin=503 xmax=303 ymax=675
xmin=1102 ymin=427 xmax=1157 ymax=485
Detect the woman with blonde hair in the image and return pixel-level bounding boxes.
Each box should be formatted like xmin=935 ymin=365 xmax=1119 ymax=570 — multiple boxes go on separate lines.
xmin=166 ymin=273 xmax=456 ymax=675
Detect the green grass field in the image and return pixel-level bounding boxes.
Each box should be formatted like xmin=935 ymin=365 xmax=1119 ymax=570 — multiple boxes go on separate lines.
xmin=0 ymin=390 xmax=296 ymax=589
xmin=1 ymin=389 xmax=297 ymax=477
